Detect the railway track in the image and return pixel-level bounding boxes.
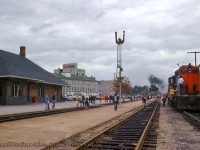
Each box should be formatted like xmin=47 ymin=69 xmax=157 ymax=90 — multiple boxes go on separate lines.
xmin=42 ymin=99 xmax=159 ymax=150
xmin=142 ymin=103 xmax=160 ymax=150
xmin=79 ymin=101 xmax=159 ymax=150
xmin=183 ymin=111 xmax=200 ymax=130
xmin=0 ymin=105 xmax=104 ymax=123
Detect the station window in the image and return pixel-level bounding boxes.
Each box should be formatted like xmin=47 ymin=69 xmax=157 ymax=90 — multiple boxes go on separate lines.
xmin=38 ymin=86 xmax=44 ymax=97
xmin=12 ymin=83 xmax=22 ymax=97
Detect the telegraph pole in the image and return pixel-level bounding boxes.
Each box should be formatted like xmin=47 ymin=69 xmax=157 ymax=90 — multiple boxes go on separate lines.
xmin=187 ymin=51 xmax=200 ymax=66
xmin=115 ymin=31 xmax=125 ymax=104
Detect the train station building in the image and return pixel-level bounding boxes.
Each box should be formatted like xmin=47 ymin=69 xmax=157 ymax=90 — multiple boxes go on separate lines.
xmin=0 ymin=46 xmax=67 ymax=105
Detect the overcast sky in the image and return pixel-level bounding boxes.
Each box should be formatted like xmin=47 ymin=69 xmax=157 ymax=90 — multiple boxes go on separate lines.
xmin=0 ymin=0 xmax=200 ymax=87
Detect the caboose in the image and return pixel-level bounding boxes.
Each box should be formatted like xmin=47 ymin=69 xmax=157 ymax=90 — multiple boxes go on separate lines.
xmin=168 ymin=63 xmax=200 ymax=110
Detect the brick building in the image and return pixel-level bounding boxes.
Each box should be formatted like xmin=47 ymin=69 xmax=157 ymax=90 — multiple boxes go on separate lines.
xmin=99 ymin=80 xmax=114 ymax=96
xmin=0 ymin=46 xmax=67 ymax=105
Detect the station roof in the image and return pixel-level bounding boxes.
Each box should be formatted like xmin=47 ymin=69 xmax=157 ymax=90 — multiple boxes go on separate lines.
xmin=0 ymin=49 xmax=67 ymax=86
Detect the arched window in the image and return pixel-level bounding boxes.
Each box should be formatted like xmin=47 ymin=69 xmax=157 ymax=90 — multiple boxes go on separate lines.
xmin=12 ymin=82 xmax=23 ymax=97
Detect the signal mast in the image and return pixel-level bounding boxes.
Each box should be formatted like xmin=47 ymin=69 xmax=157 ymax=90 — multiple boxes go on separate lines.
xmin=115 ymin=31 xmax=125 ymax=104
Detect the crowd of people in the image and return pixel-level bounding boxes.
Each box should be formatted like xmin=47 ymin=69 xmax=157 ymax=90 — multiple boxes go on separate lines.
xmin=43 ymin=91 xmax=175 ymax=112
xmin=44 ymin=93 xmax=121 ymax=111
xmin=75 ymin=94 xmax=119 ymax=110
xmin=43 ymin=92 xmax=136 ymax=111
xmin=44 ymin=91 xmax=177 ymax=112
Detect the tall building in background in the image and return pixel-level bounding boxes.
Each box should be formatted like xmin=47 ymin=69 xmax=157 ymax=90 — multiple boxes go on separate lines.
xmin=54 ymin=63 xmax=98 ymax=96
xmin=99 ymin=80 xmax=114 ymax=96
xmin=54 ymin=63 xmax=85 ymax=77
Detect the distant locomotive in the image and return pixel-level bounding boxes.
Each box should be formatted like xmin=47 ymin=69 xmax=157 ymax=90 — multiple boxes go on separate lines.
xmin=168 ymin=63 xmax=200 ymax=110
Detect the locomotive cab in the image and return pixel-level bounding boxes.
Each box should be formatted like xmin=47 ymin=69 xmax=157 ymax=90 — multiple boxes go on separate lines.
xmin=171 ymin=63 xmax=200 ymax=110
xmin=176 ymin=64 xmax=200 ymax=95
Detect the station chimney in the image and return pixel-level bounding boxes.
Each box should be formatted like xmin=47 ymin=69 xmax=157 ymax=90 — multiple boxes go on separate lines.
xmin=19 ymin=46 xmax=26 ymax=57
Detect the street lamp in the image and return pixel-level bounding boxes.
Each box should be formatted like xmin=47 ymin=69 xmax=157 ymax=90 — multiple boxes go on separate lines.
xmin=115 ymin=31 xmax=125 ymax=104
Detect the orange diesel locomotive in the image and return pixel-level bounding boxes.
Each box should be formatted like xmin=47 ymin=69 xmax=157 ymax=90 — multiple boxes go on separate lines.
xmin=168 ymin=63 xmax=200 ymax=110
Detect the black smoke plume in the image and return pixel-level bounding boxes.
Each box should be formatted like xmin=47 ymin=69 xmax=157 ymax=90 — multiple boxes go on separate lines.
xmin=148 ymin=74 xmax=164 ymax=92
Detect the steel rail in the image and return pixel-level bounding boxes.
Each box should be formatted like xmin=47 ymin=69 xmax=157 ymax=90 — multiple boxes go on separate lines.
xmin=74 ymin=107 xmax=143 ymax=150
xmin=74 ymin=100 xmax=155 ymax=150
xmin=183 ymin=111 xmax=200 ymax=122
xmin=135 ymin=100 xmax=159 ymax=150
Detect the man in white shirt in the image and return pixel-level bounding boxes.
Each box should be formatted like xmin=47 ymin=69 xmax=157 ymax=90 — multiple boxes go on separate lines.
xmin=178 ymin=76 xmax=184 ymax=85
xmin=177 ymin=76 xmax=184 ymax=95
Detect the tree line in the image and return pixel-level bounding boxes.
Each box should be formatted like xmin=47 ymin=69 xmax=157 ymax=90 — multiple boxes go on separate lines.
xmin=112 ymin=74 xmax=165 ymax=96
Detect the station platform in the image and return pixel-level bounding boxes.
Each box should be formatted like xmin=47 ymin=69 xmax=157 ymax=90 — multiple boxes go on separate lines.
xmin=0 ymin=100 xmax=111 ymax=116
xmin=0 ymin=100 xmax=141 ymax=150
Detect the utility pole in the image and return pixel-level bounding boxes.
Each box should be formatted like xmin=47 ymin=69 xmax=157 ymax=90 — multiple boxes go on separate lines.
xmin=187 ymin=51 xmax=200 ymax=66
xmin=115 ymin=31 xmax=125 ymax=105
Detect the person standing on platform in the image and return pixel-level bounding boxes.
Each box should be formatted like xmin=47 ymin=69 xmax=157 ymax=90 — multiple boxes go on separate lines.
xmin=93 ymin=95 xmax=96 ymax=104
xmin=105 ymin=95 xmax=109 ymax=103
xmin=130 ymin=96 xmax=133 ymax=102
xmin=162 ymin=96 xmax=166 ymax=107
xmin=76 ymin=96 xmax=80 ymax=107
xmin=45 ymin=94 xmax=50 ymax=110
xmin=84 ymin=96 xmax=89 ymax=110
xmin=89 ymin=95 xmax=92 ymax=103
xmin=142 ymin=96 xmax=146 ymax=110
xmin=52 ymin=92 xmax=56 ymax=109
xmin=113 ymin=93 xmax=119 ymax=111
xmin=82 ymin=95 xmax=85 ymax=103
xmin=99 ymin=95 xmax=102 ymax=104
xmin=109 ymin=95 xmax=113 ymax=103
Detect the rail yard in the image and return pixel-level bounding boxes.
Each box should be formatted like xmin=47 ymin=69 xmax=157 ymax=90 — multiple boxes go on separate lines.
xmin=0 ymin=99 xmax=200 ymax=150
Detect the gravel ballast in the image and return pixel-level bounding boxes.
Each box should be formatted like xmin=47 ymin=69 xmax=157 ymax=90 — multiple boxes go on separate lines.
xmin=157 ymin=101 xmax=200 ymax=150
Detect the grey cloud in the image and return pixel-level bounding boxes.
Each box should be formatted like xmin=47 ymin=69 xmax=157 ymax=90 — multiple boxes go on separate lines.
xmin=95 ymin=11 xmax=106 ymax=19
xmin=1 ymin=0 xmax=200 ymax=86
xmin=30 ymin=23 xmax=53 ymax=32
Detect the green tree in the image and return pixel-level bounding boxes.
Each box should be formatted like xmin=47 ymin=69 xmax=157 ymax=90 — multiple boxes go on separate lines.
xmin=132 ymin=85 xmax=149 ymax=95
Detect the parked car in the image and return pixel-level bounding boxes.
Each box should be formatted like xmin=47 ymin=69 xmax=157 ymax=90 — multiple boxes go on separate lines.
xmin=66 ymin=95 xmax=73 ymax=101
xmin=62 ymin=96 xmax=68 ymax=101
xmin=63 ymin=95 xmax=73 ymax=101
